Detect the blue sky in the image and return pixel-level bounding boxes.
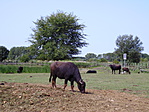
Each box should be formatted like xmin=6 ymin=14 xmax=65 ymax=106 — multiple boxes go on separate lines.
xmin=0 ymin=0 xmax=149 ymax=56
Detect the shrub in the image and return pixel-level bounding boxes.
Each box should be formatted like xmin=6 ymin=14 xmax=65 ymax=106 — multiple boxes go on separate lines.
xmin=74 ymin=62 xmax=91 ymax=68
xmin=113 ymin=59 xmax=119 ymax=64
xmin=99 ymin=58 xmax=108 ymax=62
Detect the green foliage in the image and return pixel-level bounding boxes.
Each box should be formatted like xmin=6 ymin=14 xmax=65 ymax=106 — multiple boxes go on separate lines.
xmin=7 ymin=47 xmax=30 ymax=60
xmin=141 ymin=58 xmax=148 ymax=62
xmin=88 ymin=58 xmax=98 ymax=62
xmin=23 ymin=66 xmax=50 ymax=73
xmin=0 ymin=46 xmax=9 ymax=62
xmin=85 ymin=53 xmax=97 ymax=60
xmin=141 ymin=53 xmax=149 ymax=61
xmin=103 ymin=53 xmax=117 ymax=62
xmin=115 ymin=35 xmax=144 ymax=63
xmin=99 ymin=58 xmax=108 ymax=62
xmin=0 ymin=65 xmax=18 ymax=73
xmin=29 ymin=11 xmax=88 ymax=60
xmin=74 ymin=62 xmax=91 ymax=68
xmin=129 ymin=51 xmax=141 ymax=63
xmin=19 ymin=54 xmax=30 ymax=62
xmin=0 ymin=65 xmax=50 ymax=73
xmin=97 ymin=54 xmax=102 ymax=59
xmin=113 ymin=59 xmax=119 ymax=64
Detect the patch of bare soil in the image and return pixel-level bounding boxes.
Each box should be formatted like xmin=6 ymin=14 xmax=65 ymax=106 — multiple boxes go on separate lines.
xmin=0 ymin=82 xmax=149 ymax=112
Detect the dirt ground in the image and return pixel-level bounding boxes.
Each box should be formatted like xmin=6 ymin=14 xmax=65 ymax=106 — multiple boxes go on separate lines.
xmin=0 ymin=82 xmax=149 ymax=112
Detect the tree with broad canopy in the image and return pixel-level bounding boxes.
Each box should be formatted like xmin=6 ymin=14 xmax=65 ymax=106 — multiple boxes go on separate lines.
xmin=29 ymin=11 xmax=88 ymax=60
xmin=115 ymin=34 xmax=144 ymax=63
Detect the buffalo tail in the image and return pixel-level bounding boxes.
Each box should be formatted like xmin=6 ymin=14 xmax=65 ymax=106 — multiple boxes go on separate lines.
xmin=49 ymin=73 xmax=52 ymax=82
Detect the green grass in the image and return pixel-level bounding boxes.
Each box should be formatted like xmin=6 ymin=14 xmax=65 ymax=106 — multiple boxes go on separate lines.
xmin=0 ymin=65 xmax=50 ymax=73
xmin=0 ymin=72 xmax=149 ymax=97
xmin=0 ymin=73 xmax=49 ymax=84
xmin=83 ymin=72 xmax=149 ymax=97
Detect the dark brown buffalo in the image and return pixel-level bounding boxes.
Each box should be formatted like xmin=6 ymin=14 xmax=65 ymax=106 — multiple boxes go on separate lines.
xmin=17 ymin=66 xmax=23 ymax=73
xmin=122 ymin=67 xmax=131 ymax=74
xmin=109 ymin=64 xmax=121 ymax=74
xmin=49 ymin=62 xmax=86 ymax=93
xmin=86 ymin=70 xmax=97 ymax=73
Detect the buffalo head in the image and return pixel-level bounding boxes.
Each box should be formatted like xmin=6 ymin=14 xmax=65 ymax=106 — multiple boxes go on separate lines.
xmin=77 ymin=80 xmax=86 ymax=93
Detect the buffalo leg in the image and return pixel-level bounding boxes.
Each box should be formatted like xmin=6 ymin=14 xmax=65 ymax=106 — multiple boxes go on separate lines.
xmin=52 ymin=80 xmax=56 ymax=88
xmin=64 ymin=79 xmax=68 ymax=90
xmin=112 ymin=70 xmax=115 ymax=74
xmin=119 ymin=69 xmax=121 ymax=74
xmin=52 ymin=77 xmax=57 ymax=88
xmin=71 ymin=81 xmax=74 ymax=92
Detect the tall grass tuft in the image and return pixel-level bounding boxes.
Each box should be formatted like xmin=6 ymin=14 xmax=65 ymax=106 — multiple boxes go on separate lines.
xmin=0 ymin=65 xmax=50 ymax=73
xmin=0 ymin=65 xmax=18 ymax=73
xmin=23 ymin=66 xmax=50 ymax=73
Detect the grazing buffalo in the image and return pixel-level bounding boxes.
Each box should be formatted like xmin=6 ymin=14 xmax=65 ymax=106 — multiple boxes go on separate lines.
xmin=17 ymin=66 xmax=23 ymax=73
xmin=122 ymin=67 xmax=131 ymax=74
xmin=49 ymin=62 xmax=86 ymax=93
xmin=109 ymin=64 xmax=121 ymax=74
xmin=86 ymin=70 xmax=97 ymax=73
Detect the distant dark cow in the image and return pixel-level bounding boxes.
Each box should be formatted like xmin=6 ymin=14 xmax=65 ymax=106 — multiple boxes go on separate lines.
xmin=122 ymin=67 xmax=131 ymax=74
xmin=17 ymin=66 xmax=23 ymax=73
xmin=49 ymin=62 xmax=86 ymax=93
xmin=86 ymin=70 xmax=97 ymax=73
xmin=109 ymin=64 xmax=121 ymax=74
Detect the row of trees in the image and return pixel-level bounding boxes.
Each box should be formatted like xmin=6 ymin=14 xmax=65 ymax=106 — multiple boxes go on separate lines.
xmin=1 ymin=45 xmax=149 ymax=63
xmin=0 ymin=46 xmax=30 ymax=62
xmin=0 ymin=11 xmax=148 ymax=63
xmin=85 ymin=52 xmax=149 ymax=63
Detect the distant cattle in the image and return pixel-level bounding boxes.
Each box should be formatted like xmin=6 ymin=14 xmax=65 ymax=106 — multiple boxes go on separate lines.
xmin=17 ymin=66 xmax=23 ymax=73
xmin=49 ymin=62 xmax=86 ymax=93
xmin=122 ymin=67 xmax=131 ymax=74
xmin=109 ymin=64 xmax=121 ymax=74
xmin=86 ymin=70 xmax=97 ymax=73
